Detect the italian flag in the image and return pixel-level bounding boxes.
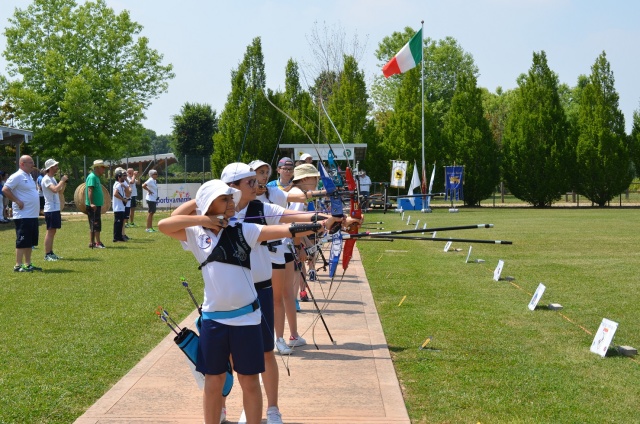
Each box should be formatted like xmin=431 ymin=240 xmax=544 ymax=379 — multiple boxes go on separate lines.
xmin=382 ymin=28 xmax=423 ymax=78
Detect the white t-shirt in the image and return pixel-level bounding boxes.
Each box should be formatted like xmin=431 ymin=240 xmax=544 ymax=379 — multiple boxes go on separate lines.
xmin=121 ymin=180 xmax=131 ymax=207
xmin=182 ymin=223 xmax=262 ymax=326
xmin=258 ymin=187 xmax=289 ymax=264
xmin=360 ymin=175 xmax=372 ymax=192
xmin=127 ymin=175 xmax=138 ymax=197
xmin=41 ymin=174 xmax=60 ymax=212
xmin=236 ymin=202 xmax=285 ymax=283
xmin=5 ymin=169 xmax=39 ymax=219
xmin=145 ymin=178 xmax=158 ymax=202
xmin=112 ymin=181 xmax=126 ymax=212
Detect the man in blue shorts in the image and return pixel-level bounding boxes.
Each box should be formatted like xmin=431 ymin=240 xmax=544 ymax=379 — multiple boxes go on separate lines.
xmin=2 ymin=155 xmax=42 ymax=272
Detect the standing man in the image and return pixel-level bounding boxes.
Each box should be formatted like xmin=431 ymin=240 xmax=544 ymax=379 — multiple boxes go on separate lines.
xmin=142 ymin=169 xmax=159 ymax=232
xmin=300 ymin=153 xmax=313 ymax=164
xmin=125 ymin=168 xmax=139 ymax=227
xmin=359 ymin=170 xmax=372 ymax=212
xmin=85 ymin=159 xmax=108 ymax=248
xmin=2 ymin=155 xmax=42 ymax=272
xmin=41 ymin=159 xmax=68 ymax=261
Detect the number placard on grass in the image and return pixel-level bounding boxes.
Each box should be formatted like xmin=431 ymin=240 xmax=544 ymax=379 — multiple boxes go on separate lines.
xmin=590 ymin=318 xmax=618 ymax=358
xmin=493 ymin=260 xmax=504 ymax=281
xmin=465 ymin=246 xmax=472 ymax=263
xmin=528 ymin=283 xmax=546 ymax=311
xmin=444 ymin=241 xmax=452 ymax=252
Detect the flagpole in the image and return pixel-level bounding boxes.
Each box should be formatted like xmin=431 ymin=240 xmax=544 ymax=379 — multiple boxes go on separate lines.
xmin=419 ymin=20 xmax=430 ymax=213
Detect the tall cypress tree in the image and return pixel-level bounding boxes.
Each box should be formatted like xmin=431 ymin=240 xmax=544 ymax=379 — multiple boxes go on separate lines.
xmin=211 ymin=37 xmax=277 ymax=175
xmin=502 ymin=51 xmax=570 ymax=207
xmin=443 ymin=73 xmax=499 ymax=206
xmin=575 ymin=52 xmax=633 ymax=206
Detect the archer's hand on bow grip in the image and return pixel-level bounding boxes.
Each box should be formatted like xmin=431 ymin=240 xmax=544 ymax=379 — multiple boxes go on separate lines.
xmin=289 ymin=222 xmax=322 ymax=236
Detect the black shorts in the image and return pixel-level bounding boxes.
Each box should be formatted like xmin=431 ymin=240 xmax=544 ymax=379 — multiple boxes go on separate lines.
xmin=14 ymin=218 xmax=39 ymax=248
xmin=130 ymin=197 xmax=137 ymax=208
xmin=271 ymin=262 xmax=285 ymax=270
xmin=256 ymin=283 xmax=275 ymax=352
xmin=147 ymin=201 xmax=157 ymax=213
xmin=196 ymin=321 xmax=264 ymax=376
xmin=124 ymin=206 xmax=131 ymax=220
xmin=39 ymin=197 xmax=45 ymax=210
xmin=45 ymin=211 xmax=62 ymax=229
xmin=87 ymin=206 xmax=102 ymax=232
xmin=284 ymin=252 xmax=294 ymax=263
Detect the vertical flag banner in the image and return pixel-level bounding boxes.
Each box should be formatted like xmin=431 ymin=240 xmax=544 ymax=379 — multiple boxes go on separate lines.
xmin=444 ymin=166 xmax=464 ymax=201
xmin=407 ymin=162 xmax=421 ymax=206
xmin=390 ymin=161 xmax=407 ymax=188
xmin=382 ymin=28 xmax=423 ymax=78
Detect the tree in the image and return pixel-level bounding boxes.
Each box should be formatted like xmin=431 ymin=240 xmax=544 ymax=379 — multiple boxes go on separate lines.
xmin=501 ymin=51 xmax=570 ymax=207
xmin=575 ymin=52 xmax=633 ymax=206
xmin=631 ymin=111 xmax=640 ymax=177
xmin=211 ymin=37 xmax=278 ymax=175
xmin=443 ymin=73 xmax=499 ymax=206
xmin=172 ymin=103 xmax=217 ymax=172
xmin=2 ymin=0 xmax=174 ymax=159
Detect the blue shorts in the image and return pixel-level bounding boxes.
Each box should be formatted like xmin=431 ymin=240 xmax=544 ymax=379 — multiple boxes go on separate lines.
xmin=45 ymin=211 xmax=62 ymax=229
xmin=14 ymin=218 xmax=39 ymax=248
xmin=256 ymin=283 xmax=275 ymax=352
xmin=196 ymin=320 xmax=264 ymax=376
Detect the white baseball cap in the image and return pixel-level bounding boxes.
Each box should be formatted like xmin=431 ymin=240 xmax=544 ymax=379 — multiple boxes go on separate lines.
xmin=300 ymin=153 xmax=312 ymax=161
xmin=220 ymin=162 xmax=256 ymax=183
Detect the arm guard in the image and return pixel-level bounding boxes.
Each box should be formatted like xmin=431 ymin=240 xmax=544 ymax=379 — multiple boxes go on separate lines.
xmin=289 ymin=222 xmax=322 ymax=236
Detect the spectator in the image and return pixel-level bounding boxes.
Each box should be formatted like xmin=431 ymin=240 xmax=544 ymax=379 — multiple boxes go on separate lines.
xmin=142 ymin=169 xmax=159 ymax=232
xmin=36 ymin=168 xmax=45 ymax=216
xmin=300 ymin=153 xmax=313 ymax=164
xmin=125 ymin=168 xmax=139 ymax=227
xmin=112 ymin=168 xmax=128 ymax=242
xmin=0 ymin=170 xmax=10 ymax=222
xmin=85 ymin=159 xmax=108 ymax=249
xmin=2 ymin=155 xmax=42 ymax=272
xmin=41 ymin=159 xmax=68 ymax=261
xmin=114 ymin=167 xmax=131 ymax=240
xmin=359 ymin=170 xmax=372 ymax=211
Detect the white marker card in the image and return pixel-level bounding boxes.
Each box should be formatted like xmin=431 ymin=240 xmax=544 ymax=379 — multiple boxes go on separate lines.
xmin=493 ymin=260 xmax=505 ymax=281
xmin=422 ymin=223 xmax=427 ymax=235
xmin=432 ymin=231 xmax=437 ymax=238
xmin=407 ymin=215 xmax=411 ymax=225
xmin=465 ymin=246 xmax=473 ymax=263
xmin=401 ymin=212 xmax=405 ymax=220
xmin=528 ymin=283 xmax=546 ymax=311
xmin=444 ymin=241 xmax=452 ymax=252
xmin=415 ymin=220 xmax=420 ymax=229
xmin=590 ymin=318 xmax=619 ymax=357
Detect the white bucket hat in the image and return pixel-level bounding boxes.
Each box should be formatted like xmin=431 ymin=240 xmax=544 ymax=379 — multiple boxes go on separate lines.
xmin=220 ymin=162 xmax=256 ymax=183
xmin=44 ymin=159 xmax=59 ymax=171
xmin=196 ymin=180 xmax=241 ymax=216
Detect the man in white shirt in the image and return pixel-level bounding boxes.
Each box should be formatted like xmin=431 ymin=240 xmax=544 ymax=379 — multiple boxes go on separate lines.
xmin=359 ymin=170 xmax=372 ymax=211
xmin=41 ymin=159 xmax=68 ymax=261
xmin=142 ymin=169 xmax=159 ymax=232
xmin=125 ymin=168 xmax=139 ymax=227
xmin=2 ymin=155 xmax=42 ymax=272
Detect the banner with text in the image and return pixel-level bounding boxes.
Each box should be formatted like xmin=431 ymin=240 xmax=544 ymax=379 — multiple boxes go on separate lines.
xmin=444 ymin=166 xmax=464 ymax=201
xmin=142 ymin=183 xmax=201 ymax=209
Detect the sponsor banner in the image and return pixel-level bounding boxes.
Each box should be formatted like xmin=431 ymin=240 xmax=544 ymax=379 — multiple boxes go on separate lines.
xmin=142 ymin=183 xmax=200 ymax=209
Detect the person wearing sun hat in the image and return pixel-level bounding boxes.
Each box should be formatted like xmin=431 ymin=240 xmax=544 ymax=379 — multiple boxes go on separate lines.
xmin=85 ymin=159 xmax=108 ymax=248
xmin=158 ymin=179 xmax=321 ymax=424
xmin=299 ymin=152 xmax=313 ymax=164
xmin=41 ymin=158 xmax=68 ymax=261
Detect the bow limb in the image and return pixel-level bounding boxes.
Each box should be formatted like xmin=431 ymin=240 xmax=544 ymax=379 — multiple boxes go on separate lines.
xmin=342 ymin=167 xmax=362 ymax=272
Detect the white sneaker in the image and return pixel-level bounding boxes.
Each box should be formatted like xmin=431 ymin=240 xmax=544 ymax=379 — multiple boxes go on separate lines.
xmin=220 ymin=406 xmax=227 ymax=423
xmin=275 ymin=337 xmax=292 ymax=354
xmin=288 ymin=335 xmax=306 ymax=347
xmin=266 ymin=406 xmax=283 ymax=424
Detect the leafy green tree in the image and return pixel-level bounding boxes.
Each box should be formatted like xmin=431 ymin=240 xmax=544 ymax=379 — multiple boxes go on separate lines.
xmin=575 ymin=52 xmax=633 ymax=206
xmin=2 ymin=0 xmax=174 ymax=159
xmin=501 ymin=51 xmax=570 ymax=207
xmin=481 ymin=86 xmax=516 ymax=149
xmin=172 ymin=103 xmax=217 ymax=172
xmin=443 ymin=73 xmax=499 ymax=206
xmin=558 ymin=76 xmax=588 ymax=191
xmin=212 ymin=37 xmax=279 ymax=175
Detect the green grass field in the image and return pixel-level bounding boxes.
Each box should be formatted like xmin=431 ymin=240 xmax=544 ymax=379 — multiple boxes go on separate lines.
xmin=358 ymin=207 xmax=640 ymax=423
xmin=1 ymin=207 xmax=639 ymax=423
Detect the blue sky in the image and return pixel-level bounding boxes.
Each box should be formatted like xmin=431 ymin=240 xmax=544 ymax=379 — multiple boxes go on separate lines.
xmin=2 ymin=0 xmax=639 ymax=135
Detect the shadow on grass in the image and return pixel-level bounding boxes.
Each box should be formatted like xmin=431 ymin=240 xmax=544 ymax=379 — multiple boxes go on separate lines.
xmin=40 ymin=269 xmax=78 ymax=274
xmin=62 ymin=257 xmax=102 ymax=262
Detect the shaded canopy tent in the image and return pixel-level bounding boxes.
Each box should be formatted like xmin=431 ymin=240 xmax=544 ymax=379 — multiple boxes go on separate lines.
xmin=108 ymin=153 xmax=177 ymax=177
xmin=0 ymin=126 xmax=34 ymax=163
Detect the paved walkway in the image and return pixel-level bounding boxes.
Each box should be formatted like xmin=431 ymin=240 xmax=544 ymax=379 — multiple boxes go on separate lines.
xmin=75 ymin=248 xmax=410 ymax=424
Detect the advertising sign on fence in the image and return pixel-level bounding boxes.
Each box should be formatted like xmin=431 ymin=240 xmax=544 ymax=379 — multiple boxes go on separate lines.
xmin=142 ymin=183 xmax=201 ymax=210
